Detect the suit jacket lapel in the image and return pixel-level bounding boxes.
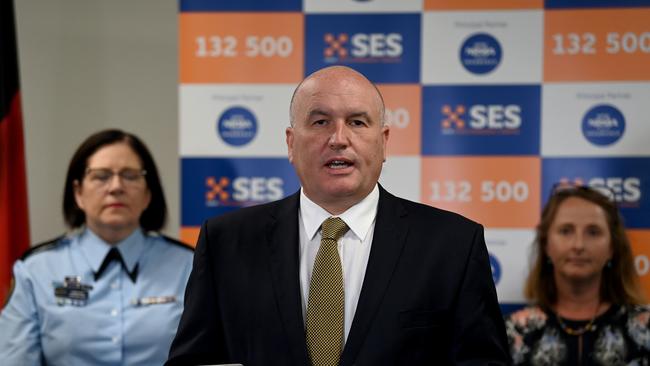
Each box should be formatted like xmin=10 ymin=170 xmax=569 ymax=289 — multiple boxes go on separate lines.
xmin=340 ymin=186 xmax=409 ymax=366
xmin=266 ymin=191 xmax=310 ymax=365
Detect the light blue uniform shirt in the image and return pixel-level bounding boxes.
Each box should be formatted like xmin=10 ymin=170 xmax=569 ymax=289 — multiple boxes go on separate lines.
xmin=0 ymin=228 xmax=194 ymax=366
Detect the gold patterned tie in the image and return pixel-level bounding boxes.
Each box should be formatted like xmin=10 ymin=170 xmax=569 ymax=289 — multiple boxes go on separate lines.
xmin=306 ymin=217 xmax=349 ymax=366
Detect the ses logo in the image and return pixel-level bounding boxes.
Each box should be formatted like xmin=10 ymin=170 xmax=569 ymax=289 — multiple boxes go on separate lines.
xmin=324 ymin=32 xmax=402 ymax=63
xmin=205 ymin=176 xmax=284 ymax=207
xmin=217 ymin=106 xmax=258 ymax=147
xmin=543 ymin=158 xmax=649 ymax=228
xmin=581 ymin=104 xmax=626 ymax=147
xmin=422 ymin=85 xmax=540 ymax=155
xmin=306 ymin=14 xmax=420 ymax=83
xmin=489 ymin=253 xmax=502 ymax=285
xmin=441 ymin=104 xmax=521 ymax=136
xmin=556 ymin=177 xmax=641 ymax=207
xmin=460 ymin=33 xmax=502 ymax=75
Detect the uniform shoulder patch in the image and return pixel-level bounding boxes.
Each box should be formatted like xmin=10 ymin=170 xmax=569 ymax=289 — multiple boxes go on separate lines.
xmin=20 ymin=235 xmax=67 ymax=260
xmin=161 ymin=235 xmax=195 ymax=252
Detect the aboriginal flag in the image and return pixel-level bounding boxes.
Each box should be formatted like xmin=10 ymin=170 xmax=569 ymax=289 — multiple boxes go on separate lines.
xmin=0 ymin=0 xmax=30 ymax=305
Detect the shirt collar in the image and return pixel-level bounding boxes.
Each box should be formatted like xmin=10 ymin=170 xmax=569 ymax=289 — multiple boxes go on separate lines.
xmin=299 ymin=184 xmax=379 ymax=242
xmin=79 ymin=227 xmax=145 ymax=274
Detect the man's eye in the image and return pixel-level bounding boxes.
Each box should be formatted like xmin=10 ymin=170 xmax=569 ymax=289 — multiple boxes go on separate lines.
xmin=350 ymin=120 xmax=366 ymax=126
xmin=313 ymin=120 xmax=327 ymax=126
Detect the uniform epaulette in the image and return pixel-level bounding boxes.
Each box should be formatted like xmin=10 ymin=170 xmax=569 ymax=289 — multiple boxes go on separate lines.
xmin=20 ymin=235 xmax=67 ymax=260
xmin=161 ymin=235 xmax=195 ymax=252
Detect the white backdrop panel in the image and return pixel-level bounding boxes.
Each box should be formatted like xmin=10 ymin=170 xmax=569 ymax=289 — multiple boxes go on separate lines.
xmin=379 ymin=156 xmax=421 ymax=203
xmin=541 ymin=82 xmax=650 ymax=157
xmin=421 ymin=11 xmax=543 ymax=85
xmin=180 ymin=84 xmax=294 ymax=157
xmin=304 ymin=0 xmax=423 ymax=13
xmin=485 ymin=228 xmax=536 ymax=303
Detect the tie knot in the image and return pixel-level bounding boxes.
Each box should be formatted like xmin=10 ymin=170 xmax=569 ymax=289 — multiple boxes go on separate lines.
xmin=321 ymin=217 xmax=349 ymax=241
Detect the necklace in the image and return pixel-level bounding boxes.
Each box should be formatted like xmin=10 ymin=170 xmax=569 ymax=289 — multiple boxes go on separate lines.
xmin=556 ymin=316 xmax=597 ymax=336
xmin=555 ymin=302 xmax=602 ymax=365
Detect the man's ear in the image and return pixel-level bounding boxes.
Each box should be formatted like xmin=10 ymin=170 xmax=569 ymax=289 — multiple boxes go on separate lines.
xmin=286 ymin=126 xmax=294 ymax=163
xmin=381 ymin=125 xmax=390 ymax=162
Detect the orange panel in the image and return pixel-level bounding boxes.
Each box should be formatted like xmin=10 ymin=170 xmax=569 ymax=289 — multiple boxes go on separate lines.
xmin=628 ymin=230 xmax=650 ymax=300
xmin=179 ymin=13 xmax=304 ymax=83
xmin=545 ymin=8 xmax=650 ymax=81
xmin=180 ymin=227 xmax=201 ymax=247
xmin=377 ymin=84 xmax=421 ymax=156
xmin=424 ymin=0 xmax=542 ymax=10
xmin=421 ymin=157 xmax=541 ymax=228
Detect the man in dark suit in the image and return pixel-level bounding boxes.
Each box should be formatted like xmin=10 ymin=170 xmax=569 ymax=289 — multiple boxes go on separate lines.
xmin=167 ymin=66 xmax=510 ymax=365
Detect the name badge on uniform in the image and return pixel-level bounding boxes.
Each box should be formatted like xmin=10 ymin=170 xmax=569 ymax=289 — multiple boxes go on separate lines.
xmin=130 ymin=295 xmax=177 ymax=307
xmin=53 ymin=276 xmax=93 ymax=306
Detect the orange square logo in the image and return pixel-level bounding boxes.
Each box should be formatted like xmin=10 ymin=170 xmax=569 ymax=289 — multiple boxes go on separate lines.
xmin=180 ymin=13 xmax=304 ymax=83
xmin=421 ymin=157 xmax=541 ymax=228
xmin=545 ymin=9 xmax=650 ymax=81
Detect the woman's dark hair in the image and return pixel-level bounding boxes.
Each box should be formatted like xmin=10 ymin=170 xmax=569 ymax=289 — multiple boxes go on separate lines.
xmin=524 ymin=184 xmax=644 ymax=307
xmin=63 ymin=129 xmax=167 ymax=231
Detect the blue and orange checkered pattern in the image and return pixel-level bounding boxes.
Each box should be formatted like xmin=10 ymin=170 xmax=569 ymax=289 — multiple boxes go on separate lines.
xmin=178 ymin=0 xmax=650 ymax=309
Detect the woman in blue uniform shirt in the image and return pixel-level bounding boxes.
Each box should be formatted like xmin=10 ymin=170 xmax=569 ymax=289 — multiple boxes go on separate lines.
xmin=0 ymin=129 xmax=194 ymax=365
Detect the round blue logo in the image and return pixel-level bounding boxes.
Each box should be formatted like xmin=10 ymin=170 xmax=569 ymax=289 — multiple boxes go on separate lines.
xmin=217 ymin=106 xmax=258 ymax=147
xmin=460 ymin=33 xmax=502 ymax=75
xmin=489 ymin=253 xmax=502 ymax=285
xmin=581 ymin=104 xmax=625 ymax=146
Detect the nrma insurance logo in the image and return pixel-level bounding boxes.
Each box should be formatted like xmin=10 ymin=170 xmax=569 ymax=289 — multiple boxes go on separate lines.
xmin=440 ymin=104 xmax=521 ymax=136
xmin=205 ymin=176 xmax=283 ymax=207
xmin=460 ymin=33 xmax=502 ymax=75
xmin=581 ymin=104 xmax=625 ymax=147
xmin=306 ymin=14 xmax=420 ymax=82
xmin=217 ymin=106 xmax=257 ymax=147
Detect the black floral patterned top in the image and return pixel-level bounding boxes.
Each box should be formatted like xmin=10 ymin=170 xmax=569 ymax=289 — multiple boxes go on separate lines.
xmin=505 ymin=304 xmax=650 ymax=365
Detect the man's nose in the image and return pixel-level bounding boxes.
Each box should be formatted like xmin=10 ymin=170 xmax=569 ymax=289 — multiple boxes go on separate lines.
xmin=329 ymin=120 xmax=349 ymax=149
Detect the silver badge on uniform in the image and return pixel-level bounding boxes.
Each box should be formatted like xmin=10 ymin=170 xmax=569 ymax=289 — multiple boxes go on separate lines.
xmin=53 ymin=276 xmax=93 ymax=306
xmin=131 ymin=295 xmax=177 ymax=306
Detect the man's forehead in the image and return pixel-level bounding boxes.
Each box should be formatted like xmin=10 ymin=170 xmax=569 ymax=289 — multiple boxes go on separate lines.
xmin=297 ymin=79 xmax=381 ymax=107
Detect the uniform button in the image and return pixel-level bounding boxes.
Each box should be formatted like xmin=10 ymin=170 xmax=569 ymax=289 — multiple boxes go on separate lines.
xmin=111 ymin=282 xmax=119 ymax=290
xmin=111 ymin=309 xmax=118 ymax=316
xmin=112 ymin=336 xmax=119 ymax=343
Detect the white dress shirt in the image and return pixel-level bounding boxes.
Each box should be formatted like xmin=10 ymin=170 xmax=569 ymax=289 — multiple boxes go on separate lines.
xmin=299 ymin=184 xmax=379 ymax=343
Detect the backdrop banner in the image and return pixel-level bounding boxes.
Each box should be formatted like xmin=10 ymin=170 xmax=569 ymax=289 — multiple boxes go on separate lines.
xmin=179 ymin=0 xmax=650 ymax=312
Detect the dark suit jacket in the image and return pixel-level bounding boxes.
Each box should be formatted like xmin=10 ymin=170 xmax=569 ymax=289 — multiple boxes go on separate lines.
xmin=167 ymin=186 xmax=510 ymax=365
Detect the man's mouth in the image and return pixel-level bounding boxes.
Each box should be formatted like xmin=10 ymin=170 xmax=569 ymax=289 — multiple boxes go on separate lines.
xmin=326 ymin=160 xmax=352 ymax=169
